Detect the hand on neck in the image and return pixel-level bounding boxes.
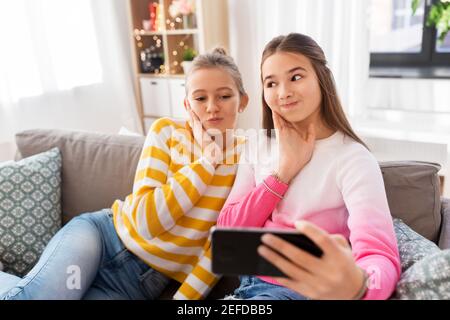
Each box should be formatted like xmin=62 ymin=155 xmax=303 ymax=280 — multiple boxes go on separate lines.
xmin=293 ymin=117 xmax=334 ymax=140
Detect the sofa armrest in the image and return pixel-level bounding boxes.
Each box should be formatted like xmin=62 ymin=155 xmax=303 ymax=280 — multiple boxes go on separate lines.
xmin=438 ymin=197 xmax=450 ymax=249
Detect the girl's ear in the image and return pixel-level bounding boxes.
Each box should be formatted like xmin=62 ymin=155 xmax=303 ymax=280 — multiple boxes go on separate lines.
xmin=184 ymin=98 xmax=190 ymax=111
xmin=238 ymin=94 xmax=249 ymax=113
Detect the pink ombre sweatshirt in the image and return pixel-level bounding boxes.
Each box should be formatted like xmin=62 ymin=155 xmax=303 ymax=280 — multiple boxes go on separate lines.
xmin=217 ymin=131 xmax=401 ymax=300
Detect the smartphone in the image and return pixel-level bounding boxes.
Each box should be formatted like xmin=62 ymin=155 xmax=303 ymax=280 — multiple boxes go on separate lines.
xmin=211 ymin=227 xmax=323 ymax=277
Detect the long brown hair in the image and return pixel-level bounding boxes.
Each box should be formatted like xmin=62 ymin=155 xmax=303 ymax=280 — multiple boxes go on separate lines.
xmin=261 ymin=33 xmax=368 ymax=149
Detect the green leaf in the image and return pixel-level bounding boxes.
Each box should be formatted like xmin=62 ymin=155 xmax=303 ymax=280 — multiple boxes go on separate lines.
xmin=182 ymin=47 xmax=197 ymax=61
xmin=436 ymin=4 xmax=450 ymax=43
xmin=426 ymin=2 xmax=443 ymax=27
xmin=412 ymin=0 xmax=421 ymax=15
xmin=412 ymin=1 xmax=450 ymax=44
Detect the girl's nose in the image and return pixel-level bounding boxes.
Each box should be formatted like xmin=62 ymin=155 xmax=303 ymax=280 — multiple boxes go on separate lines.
xmin=206 ymin=100 xmax=220 ymax=113
xmin=278 ymin=84 xmax=293 ymax=100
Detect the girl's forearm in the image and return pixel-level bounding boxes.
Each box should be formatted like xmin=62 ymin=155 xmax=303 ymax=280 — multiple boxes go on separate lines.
xmin=217 ymin=175 xmax=289 ymax=227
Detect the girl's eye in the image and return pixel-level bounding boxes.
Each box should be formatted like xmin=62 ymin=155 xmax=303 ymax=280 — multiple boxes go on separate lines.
xmin=292 ymin=74 xmax=302 ymax=81
xmin=266 ymin=82 xmax=276 ymax=88
xmin=194 ymin=97 xmax=206 ymax=102
xmin=221 ymin=95 xmax=231 ymax=99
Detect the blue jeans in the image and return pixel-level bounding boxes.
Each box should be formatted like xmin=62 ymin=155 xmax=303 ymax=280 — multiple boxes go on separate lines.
xmin=233 ymin=276 xmax=307 ymax=300
xmin=0 ymin=209 xmax=170 ymax=300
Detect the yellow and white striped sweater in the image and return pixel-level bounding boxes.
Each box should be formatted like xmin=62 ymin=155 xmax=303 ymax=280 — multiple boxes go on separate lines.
xmin=112 ymin=117 xmax=244 ymax=300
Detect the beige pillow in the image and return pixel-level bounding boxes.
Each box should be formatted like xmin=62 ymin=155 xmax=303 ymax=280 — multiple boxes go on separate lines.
xmin=380 ymin=161 xmax=442 ymax=243
xmin=15 ymin=129 xmax=145 ymax=224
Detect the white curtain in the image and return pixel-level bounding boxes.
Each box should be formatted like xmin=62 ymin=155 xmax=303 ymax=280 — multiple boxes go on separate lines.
xmin=227 ymin=0 xmax=371 ymax=130
xmin=0 ymin=0 xmax=141 ymax=161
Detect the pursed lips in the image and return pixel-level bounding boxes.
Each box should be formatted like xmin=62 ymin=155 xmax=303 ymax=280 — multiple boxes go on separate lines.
xmin=207 ymin=117 xmax=224 ymax=122
xmin=280 ymin=101 xmax=298 ymax=109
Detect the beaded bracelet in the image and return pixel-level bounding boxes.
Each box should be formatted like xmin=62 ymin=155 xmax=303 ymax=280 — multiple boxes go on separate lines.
xmin=262 ymin=180 xmax=284 ymax=199
xmin=270 ymin=171 xmax=289 ymax=185
xmin=352 ymin=268 xmax=369 ymax=300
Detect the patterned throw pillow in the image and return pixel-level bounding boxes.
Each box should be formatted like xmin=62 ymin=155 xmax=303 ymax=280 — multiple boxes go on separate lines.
xmin=393 ymin=249 xmax=450 ymax=299
xmin=393 ymin=218 xmax=441 ymax=273
xmin=0 ymin=148 xmax=62 ymax=276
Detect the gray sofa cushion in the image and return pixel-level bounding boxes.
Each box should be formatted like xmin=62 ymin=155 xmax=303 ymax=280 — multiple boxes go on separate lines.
xmin=393 ymin=218 xmax=441 ymax=273
xmin=380 ymin=161 xmax=442 ymax=243
xmin=393 ymin=249 xmax=450 ymax=300
xmin=15 ymin=129 xmax=145 ymax=223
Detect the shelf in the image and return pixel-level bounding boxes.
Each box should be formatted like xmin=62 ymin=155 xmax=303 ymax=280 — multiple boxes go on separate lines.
xmin=138 ymin=73 xmax=185 ymax=79
xmin=129 ymin=0 xmax=230 ymax=134
xmin=134 ymin=30 xmax=163 ymax=36
xmin=166 ymin=29 xmax=198 ymax=35
xmin=134 ymin=29 xmax=199 ymax=36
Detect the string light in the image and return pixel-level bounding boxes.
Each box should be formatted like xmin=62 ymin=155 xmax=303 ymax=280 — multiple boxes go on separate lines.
xmin=135 ymin=17 xmax=195 ymax=75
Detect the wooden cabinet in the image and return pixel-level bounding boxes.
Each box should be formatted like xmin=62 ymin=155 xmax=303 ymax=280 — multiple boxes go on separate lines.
xmin=127 ymin=0 xmax=229 ymax=133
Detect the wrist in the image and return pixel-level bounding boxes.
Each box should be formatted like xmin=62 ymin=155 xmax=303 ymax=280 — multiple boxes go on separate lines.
xmin=274 ymin=170 xmax=291 ymax=184
xmin=207 ymin=157 xmax=217 ymax=168
xmin=351 ymin=267 xmax=369 ymax=300
xmin=200 ymin=154 xmax=217 ymax=170
xmin=203 ymin=146 xmax=221 ymax=167
xmin=264 ymin=175 xmax=289 ymax=199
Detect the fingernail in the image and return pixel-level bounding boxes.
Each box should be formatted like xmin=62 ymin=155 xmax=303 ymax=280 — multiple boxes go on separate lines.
xmin=261 ymin=234 xmax=272 ymax=243
xmin=257 ymin=245 xmax=267 ymax=255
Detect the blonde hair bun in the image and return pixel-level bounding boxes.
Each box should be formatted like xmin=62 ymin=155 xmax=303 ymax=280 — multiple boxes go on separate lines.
xmin=211 ymin=47 xmax=228 ymax=56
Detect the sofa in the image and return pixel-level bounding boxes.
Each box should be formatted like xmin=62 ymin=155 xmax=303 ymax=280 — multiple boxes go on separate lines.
xmin=8 ymin=128 xmax=450 ymax=299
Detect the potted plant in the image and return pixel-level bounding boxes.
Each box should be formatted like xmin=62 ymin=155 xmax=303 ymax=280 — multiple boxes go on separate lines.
xmin=181 ymin=47 xmax=197 ymax=74
xmin=412 ymin=0 xmax=450 ymax=43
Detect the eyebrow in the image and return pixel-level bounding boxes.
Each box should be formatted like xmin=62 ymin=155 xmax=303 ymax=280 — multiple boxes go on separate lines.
xmin=191 ymin=87 xmax=233 ymax=95
xmin=263 ymin=66 xmax=307 ymax=83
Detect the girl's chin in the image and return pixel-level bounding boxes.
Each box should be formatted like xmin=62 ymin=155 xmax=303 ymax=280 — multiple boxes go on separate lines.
xmin=278 ymin=113 xmax=304 ymax=123
xmin=204 ymin=122 xmax=235 ymax=131
xmin=203 ymin=125 xmax=227 ymax=134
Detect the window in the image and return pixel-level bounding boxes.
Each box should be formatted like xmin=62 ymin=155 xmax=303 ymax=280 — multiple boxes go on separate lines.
xmin=436 ymin=33 xmax=450 ymax=53
xmin=370 ymin=0 xmax=425 ymax=54
xmin=0 ymin=0 xmax=102 ymax=103
xmin=369 ymin=0 xmax=450 ymax=74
